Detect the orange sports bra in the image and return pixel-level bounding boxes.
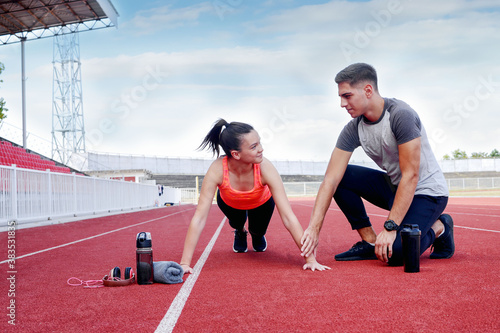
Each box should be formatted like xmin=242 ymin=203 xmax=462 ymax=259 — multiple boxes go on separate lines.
xmin=218 ymin=156 xmax=272 ymax=210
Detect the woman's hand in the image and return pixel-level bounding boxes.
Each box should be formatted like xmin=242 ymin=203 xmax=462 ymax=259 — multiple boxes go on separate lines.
xmin=181 ymin=264 xmax=193 ymax=274
xmin=302 ymin=259 xmax=331 ymax=272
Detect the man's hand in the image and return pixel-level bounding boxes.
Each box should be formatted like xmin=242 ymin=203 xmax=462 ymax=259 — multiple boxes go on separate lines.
xmin=375 ymin=229 xmax=397 ymax=262
xmin=301 ymin=227 xmax=319 ymax=258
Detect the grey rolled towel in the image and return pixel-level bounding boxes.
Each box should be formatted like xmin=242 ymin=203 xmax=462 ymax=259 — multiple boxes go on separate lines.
xmin=153 ymin=261 xmax=184 ymax=284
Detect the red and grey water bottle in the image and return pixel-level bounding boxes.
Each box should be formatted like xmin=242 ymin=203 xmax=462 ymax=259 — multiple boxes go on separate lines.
xmin=401 ymin=224 xmax=421 ymax=273
xmin=136 ymin=232 xmax=154 ymax=284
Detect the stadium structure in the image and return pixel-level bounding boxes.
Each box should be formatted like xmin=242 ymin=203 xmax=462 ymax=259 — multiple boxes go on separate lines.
xmin=1 ymin=1 xmax=499 ymax=227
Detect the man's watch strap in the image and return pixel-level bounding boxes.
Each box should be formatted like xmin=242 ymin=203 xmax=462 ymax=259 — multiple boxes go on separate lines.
xmin=384 ymin=219 xmax=399 ymax=231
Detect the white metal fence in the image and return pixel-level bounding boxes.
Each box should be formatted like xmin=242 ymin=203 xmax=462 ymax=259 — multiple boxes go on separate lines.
xmin=283 ymin=179 xmax=500 ymax=196
xmin=179 ymin=177 xmax=500 ymax=204
xmin=0 ymin=165 xmax=181 ymax=225
xmin=284 ymin=182 xmax=322 ymax=197
xmin=282 ymin=179 xmax=500 ymax=196
xmin=447 ymin=178 xmax=500 ymax=191
xmin=180 ymin=188 xmax=198 ymax=204
xmin=87 ymin=152 xmax=500 ymax=175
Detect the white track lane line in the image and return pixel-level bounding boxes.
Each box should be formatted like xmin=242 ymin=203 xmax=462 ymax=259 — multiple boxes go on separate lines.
xmin=0 ymin=208 xmax=195 ymax=265
xmin=295 ymin=203 xmax=500 ymax=233
xmin=455 ymin=226 xmax=500 ymax=233
xmin=155 ymin=217 xmax=226 ymax=333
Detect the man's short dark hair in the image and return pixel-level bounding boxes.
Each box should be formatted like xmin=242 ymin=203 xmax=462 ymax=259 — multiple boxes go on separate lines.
xmin=335 ymin=63 xmax=378 ymax=92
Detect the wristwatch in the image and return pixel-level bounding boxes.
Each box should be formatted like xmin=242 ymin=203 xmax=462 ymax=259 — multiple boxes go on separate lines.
xmin=384 ymin=220 xmax=399 ymax=231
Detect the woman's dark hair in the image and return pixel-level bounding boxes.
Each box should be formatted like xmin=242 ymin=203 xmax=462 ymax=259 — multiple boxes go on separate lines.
xmin=198 ymin=118 xmax=254 ymax=157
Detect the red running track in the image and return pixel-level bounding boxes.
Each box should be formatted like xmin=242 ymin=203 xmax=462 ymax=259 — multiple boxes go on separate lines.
xmin=1 ymin=197 xmax=499 ymax=332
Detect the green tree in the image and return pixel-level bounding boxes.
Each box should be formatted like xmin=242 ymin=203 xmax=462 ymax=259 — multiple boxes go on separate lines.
xmin=471 ymin=152 xmax=488 ymax=158
xmin=442 ymin=154 xmax=451 ymax=160
xmin=490 ymin=149 xmax=500 ymax=158
xmin=452 ymin=149 xmax=467 ymax=159
xmin=0 ymin=62 xmax=7 ymax=121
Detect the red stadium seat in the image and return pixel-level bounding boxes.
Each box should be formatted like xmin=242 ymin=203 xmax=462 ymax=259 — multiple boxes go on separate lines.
xmin=0 ymin=140 xmax=74 ymax=173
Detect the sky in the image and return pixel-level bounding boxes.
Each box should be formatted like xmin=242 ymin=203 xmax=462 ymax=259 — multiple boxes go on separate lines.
xmin=0 ymin=0 xmax=499 ymax=164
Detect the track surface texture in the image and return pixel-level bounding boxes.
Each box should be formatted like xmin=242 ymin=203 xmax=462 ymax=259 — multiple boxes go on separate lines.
xmin=1 ymin=197 xmax=499 ymax=332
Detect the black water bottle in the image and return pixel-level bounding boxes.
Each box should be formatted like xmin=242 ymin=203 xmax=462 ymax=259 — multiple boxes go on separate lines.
xmin=136 ymin=232 xmax=154 ymax=284
xmin=401 ymin=224 xmax=421 ymax=273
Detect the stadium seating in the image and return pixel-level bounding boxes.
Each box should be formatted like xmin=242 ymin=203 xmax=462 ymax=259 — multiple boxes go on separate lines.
xmin=0 ymin=139 xmax=72 ymax=173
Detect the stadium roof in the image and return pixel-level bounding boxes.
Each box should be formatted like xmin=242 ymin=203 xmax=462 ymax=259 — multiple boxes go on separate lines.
xmin=0 ymin=0 xmax=118 ymax=44
xmin=0 ymin=0 xmax=118 ymax=150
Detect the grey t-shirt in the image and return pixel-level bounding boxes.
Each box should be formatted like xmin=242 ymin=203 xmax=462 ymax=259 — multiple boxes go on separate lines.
xmin=336 ymin=98 xmax=449 ymax=197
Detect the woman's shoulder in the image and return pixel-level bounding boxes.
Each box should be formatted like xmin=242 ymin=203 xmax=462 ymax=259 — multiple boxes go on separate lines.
xmin=260 ymin=157 xmax=276 ymax=170
xmin=213 ymin=155 xmax=225 ymax=164
xmin=208 ymin=156 xmax=225 ymax=170
xmin=205 ymin=157 xmax=224 ymax=182
xmin=259 ymin=157 xmax=280 ymax=183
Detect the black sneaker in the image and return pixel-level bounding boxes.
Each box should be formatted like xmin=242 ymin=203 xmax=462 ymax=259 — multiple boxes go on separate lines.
xmin=252 ymin=235 xmax=267 ymax=252
xmin=233 ymin=229 xmax=248 ymax=253
xmin=335 ymin=240 xmax=377 ymax=261
xmin=430 ymin=214 xmax=455 ymax=259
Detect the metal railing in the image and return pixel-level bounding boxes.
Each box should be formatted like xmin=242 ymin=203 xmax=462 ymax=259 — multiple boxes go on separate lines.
xmin=447 ymin=178 xmax=500 ymax=191
xmin=283 ymin=182 xmax=322 ymax=197
xmin=178 ymin=177 xmax=500 ymax=205
xmin=180 ymin=188 xmax=198 ymax=204
xmin=0 ymin=165 xmax=177 ymax=225
xmin=282 ymin=179 xmax=500 ymax=196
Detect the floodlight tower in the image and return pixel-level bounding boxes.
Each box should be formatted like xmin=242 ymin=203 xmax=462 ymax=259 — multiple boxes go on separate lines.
xmin=51 ymin=27 xmax=86 ymax=165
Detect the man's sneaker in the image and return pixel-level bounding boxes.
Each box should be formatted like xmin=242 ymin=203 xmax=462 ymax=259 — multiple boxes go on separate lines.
xmin=233 ymin=229 xmax=248 ymax=253
xmin=430 ymin=214 xmax=455 ymax=259
xmin=252 ymin=235 xmax=267 ymax=252
xmin=335 ymin=240 xmax=377 ymax=261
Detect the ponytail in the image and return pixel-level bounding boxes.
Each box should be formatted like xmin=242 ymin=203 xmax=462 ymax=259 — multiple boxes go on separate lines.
xmin=198 ymin=118 xmax=254 ymax=157
xmin=198 ymin=118 xmax=228 ymax=157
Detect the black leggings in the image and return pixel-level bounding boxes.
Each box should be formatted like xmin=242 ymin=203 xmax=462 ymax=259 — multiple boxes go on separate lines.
xmin=216 ymin=191 xmax=275 ymax=237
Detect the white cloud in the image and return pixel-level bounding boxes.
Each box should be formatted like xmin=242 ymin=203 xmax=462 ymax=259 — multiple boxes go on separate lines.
xmin=126 ymin=3 xmax=214 ymax=33
xmin=1 ymin=0 xmax=499 ymax=164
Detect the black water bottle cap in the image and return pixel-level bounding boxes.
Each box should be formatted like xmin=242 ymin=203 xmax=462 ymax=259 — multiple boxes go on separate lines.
xmin=402 ymin=224 xmax=421 ymax=235
xmin=136 ymin=232 xmax=152 ymax=248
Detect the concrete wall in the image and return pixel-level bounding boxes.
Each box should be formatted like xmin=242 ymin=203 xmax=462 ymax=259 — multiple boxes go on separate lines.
xmin=87 ymin=152 xmax=500 ymax=176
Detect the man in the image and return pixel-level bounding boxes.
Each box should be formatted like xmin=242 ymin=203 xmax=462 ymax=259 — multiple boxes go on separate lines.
xmin=300 ymin=63 xmax=454 ymax=266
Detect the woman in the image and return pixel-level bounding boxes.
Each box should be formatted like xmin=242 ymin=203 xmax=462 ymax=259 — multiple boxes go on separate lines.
xmin=180 ymin=119 xmax=329 ymax=273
